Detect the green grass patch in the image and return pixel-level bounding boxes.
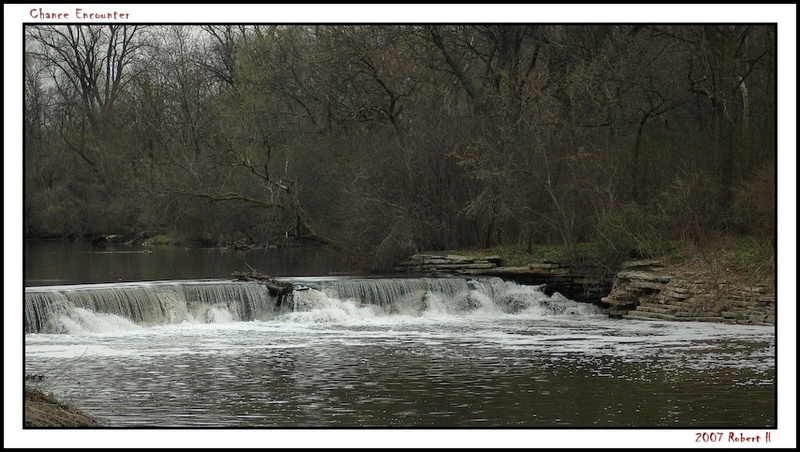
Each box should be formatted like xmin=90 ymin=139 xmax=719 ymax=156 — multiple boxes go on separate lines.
xmin=662 ymin=234 xmax=775 ymax=285
xmin=442 ymin=242 xmax=604 ymax=267
xmin=439 ymin=234 xmax=773 ymax=284
xmin=146 ymin=234 xmax=179 ymax=245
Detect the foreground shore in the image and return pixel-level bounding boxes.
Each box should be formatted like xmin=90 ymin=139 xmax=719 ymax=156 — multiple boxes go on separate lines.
xmin=24 ymin=386 xmax=101 ymax=428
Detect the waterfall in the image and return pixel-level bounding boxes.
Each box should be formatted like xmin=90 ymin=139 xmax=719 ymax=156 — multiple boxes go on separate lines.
xmin=286 ymin=276 xmax=598 ymax=317
xmin=24 ymin=277 xmax=603 ymax=333
xmin=24 ymin=280 xmax=277 ymax=334
xmin=310 ymin=277 xmax=473 ymax=311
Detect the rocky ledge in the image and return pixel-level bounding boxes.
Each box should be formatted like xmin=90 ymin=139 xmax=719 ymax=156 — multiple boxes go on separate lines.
xmin=393 ymin=253 xmax=506 ymax=274
xmin=394 ymin=253 xmax=775 ymax=325
xmin=601 ymin=260 xmax=775 ymax=325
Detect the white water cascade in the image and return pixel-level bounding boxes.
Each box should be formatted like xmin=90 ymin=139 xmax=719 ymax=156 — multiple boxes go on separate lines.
xmin=24 ymin=277 xmax=603 ymax=334
xmin=24 ymin=280 xmax=276 ymax=334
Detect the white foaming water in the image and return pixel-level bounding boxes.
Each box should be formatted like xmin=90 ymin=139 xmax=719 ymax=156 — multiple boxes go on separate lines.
xmin=25 ymin=274 xmax=770 ymax=372
xmin=25 ymin=277 xmax=604 ymax=334
xmin=283 ymin=288 xmax=382 ymax=324
xmin=56 ymin=307 xmax=143 ymax=335
xmin=23 ymin=278 xmax=775 ymax=429
xmin=205 ymin=307 xmax=235 ymax=324
xmin=420 ymin=292 xmax=450 ymax=317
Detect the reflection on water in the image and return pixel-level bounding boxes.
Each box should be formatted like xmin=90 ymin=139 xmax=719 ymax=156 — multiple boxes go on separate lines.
xmin=25 ymin=316 xmax=775 ymax=428
xmin=24 ymin=241 xmax=352 ymax=286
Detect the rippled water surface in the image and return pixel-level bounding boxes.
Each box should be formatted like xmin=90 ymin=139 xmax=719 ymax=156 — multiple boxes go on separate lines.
xmin=25 ymin=306 xmax=775 ymax=428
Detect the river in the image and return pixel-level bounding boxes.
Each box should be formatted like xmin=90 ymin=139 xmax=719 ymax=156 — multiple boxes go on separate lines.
xmin=16 ymin=241 xmax=782 ymax=447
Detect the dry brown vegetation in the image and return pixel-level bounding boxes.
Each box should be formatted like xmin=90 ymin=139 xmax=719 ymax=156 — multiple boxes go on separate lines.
xmin=24 ymin=25 xmax=776 ymax=272
xmin=24 ymin=386 xmax=101 ymax=428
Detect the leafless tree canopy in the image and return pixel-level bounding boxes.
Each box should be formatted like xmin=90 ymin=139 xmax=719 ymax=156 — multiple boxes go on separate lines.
xmin=24 ymin=25 xmax=776 ymax=268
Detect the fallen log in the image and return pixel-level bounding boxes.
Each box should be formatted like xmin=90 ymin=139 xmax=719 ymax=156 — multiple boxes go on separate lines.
xmin=231 ymin=271 xmax=295 ymax=307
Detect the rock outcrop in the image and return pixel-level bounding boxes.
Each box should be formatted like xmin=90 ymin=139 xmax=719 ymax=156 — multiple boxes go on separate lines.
xmin=393 ymin=253 xmax=505 ymax=274
xmin=601 ymin=260 xmax=775 ymax=325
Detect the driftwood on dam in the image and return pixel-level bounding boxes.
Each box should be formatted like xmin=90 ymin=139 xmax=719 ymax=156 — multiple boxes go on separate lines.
xmin=231 ymin=271 xmax=295 ymax=307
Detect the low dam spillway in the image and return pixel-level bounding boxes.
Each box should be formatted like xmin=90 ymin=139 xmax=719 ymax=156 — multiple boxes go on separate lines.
xmin=24 ymin=276 xmax=602 ymax=334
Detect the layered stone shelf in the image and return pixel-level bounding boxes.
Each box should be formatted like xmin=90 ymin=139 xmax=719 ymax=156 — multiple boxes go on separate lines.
xmin=601 ymin=260 xmax=775 ymax=325
xmin=393 ymin=253 xmax=505 ymax=274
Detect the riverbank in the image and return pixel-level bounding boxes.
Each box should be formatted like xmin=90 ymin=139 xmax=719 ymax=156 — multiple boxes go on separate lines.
xmin=600 ymin=259 xmax=775 ymax=324
xmin=24 ymin=386 xmax=101 ymax=428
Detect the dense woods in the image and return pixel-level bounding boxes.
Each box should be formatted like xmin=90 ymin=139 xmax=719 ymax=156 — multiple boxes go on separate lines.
xmin=23 ymin=25 xmax=777 ymax=270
